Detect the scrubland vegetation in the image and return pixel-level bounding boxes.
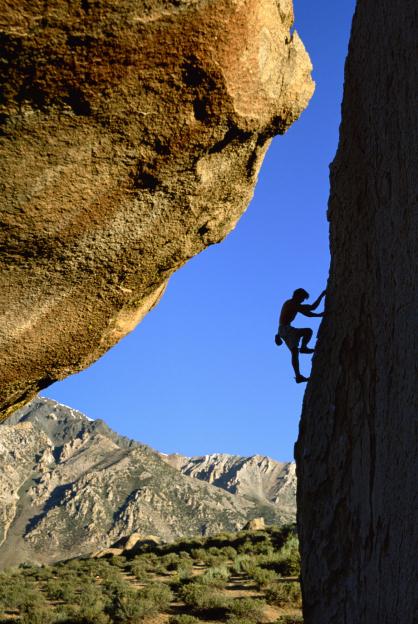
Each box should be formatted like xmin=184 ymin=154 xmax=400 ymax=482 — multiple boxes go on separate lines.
xmin=0 ymin=525 xmax=303 ymax=623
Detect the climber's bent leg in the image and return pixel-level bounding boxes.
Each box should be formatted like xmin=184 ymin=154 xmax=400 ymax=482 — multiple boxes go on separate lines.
xmin=299 ymin=328 xmax=314 ymax=353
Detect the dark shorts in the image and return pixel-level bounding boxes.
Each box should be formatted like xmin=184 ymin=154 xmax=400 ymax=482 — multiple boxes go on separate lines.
xmin=279 ymin=325 xmax=301 ymax=351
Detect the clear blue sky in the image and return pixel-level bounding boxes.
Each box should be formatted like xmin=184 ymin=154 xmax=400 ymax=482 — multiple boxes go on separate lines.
xmin=44 ymin=0 xmax=356 ymax=462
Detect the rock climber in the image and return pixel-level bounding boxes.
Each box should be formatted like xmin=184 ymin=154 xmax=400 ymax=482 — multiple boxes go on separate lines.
xmin=275 ymin=288 xmax=326 ymax=383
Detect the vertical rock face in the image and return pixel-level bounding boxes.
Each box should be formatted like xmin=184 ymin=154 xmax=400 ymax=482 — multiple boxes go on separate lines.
xmin=296 ymin=2 xmax=417 ymax=623
xmin=0 ymin=0 xmax=314 ymax=419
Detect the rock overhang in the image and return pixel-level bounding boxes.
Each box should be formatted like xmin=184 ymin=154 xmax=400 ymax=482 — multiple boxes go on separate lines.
xmin=0 ymin=0 xmax=314 ymax=419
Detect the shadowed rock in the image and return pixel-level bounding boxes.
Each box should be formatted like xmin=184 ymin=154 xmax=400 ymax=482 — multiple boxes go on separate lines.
xmin=296 ymin=1 xmax=417 ymax=622
xmin=0 ymin=0 xmax=314 ymax=419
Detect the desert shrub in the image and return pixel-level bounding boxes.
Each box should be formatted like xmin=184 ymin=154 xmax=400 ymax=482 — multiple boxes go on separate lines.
xmin=160 ymin=553 xmax=181 ymax=570
xmin=207 ymin=547 xmax=223 ymax=557
xmin=45 ymin=578 xmax=78 ymax=602
xmin=180 ymin=583 xmax=227 ymax=611
xmin=106 ymin=581 xmax=172 ymax=623
xmin=177 ymin=559 xmax=193 ymax=576
xmin=105 ymin=586 xmax=148 ymax=623
xmin=251 ymin=541 xmax=274 ymax=556
xmin=20 ymin=603 xmax=54 ymax=624
xmin=231 ymin=554 xmax=252 ymax=575
xmin=128 ymin=560 xmax=149 ymax=581
xmin=221 ymin=546 xmax=237 ymax=560
xmin=140 ymin=583 xmax=173 ymax=610
xmin=251 ymin=566 xmax=279 ymax=588
xmin=190 ymin=548 xmax=207 ymax=562
xmin=236 ymin=539 xmax=255 ymax=554
xmin=60 ymin=559 xmax=84 ymax=574
xmin=167 ymin=561 xmax=193 ymax=588
xmin=80 ymin=559 xmax=114 ymax=579
xmin=230 ymin=555 xmax=259 ymax=578
xmin=0 ymin=579 xmax=40 ymax=611
xmin=73 ymin=582 xmax=107 ymax=610
xmin=227 ymin=597 xmax=265 ymax=622
xmin=168 ymin=615 xmax=202 ymax=624
xmin=196 ymin=564 xmax=229 ymax=588
xmin=275 ymin=616 xmax=304 ymax=624
xmin=56 ymin=604 xmax=111 ymax=624
xmin=19 ymin=564 xmax=53 ymax=581
xmin=99 ymin=566 xmax=126 ymax=593
xmin=109 ymin=555 xmax=127 ymax=569
xmin=277 ymin=535 xmax=300 ymax=576
xmin=257 ymin=535 xmax=300 ymax=577
xmin=227 ymin=607 xmax=268 ymax=624
xmin=264 ymin=581 xmax=302 ymax=607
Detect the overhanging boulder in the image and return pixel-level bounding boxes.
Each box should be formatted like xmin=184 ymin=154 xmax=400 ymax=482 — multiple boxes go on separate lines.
xmin=0 ymin=0 xmax=314 ymax=419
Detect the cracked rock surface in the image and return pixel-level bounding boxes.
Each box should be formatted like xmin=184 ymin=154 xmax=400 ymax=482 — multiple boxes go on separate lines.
xmin=0 ymin=0 xmax=313 ymax=419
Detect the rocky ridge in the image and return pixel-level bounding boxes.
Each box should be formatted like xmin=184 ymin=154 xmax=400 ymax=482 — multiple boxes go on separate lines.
xmin=0 ymin=398 xmax=295 ymax=568
xmin=162 ymin=452 xmax=296 ymax=516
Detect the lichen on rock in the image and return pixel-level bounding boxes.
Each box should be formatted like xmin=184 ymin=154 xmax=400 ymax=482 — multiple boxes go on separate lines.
xmin=0 ymin=0 xmax=314 ymax=418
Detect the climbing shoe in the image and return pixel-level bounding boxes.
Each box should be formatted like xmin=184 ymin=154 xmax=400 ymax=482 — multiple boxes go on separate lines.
xmin=295 ymin=375 xmax=309 ymax=384
xmin=299 ymin=347 xmax=314 ymax=354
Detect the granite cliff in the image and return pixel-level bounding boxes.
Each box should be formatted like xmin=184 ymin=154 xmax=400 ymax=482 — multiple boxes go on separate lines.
xmin=0 ymin=0 xmax=314 ymax=419
xmin=0 ymin=397 xmax=295 ymax=568
xmin=296 ymin=1 xmax=418 ymax=623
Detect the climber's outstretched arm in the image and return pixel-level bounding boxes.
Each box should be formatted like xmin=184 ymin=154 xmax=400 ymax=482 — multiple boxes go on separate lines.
xmin=308 ymin=290 xmax=326 ymax=310
xmin=298 ymin=306 xmax=324 ymax=318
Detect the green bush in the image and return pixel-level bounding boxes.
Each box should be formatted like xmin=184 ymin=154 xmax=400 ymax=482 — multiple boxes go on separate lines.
xmin=45 ymin=578 xmax=78 ymax=602
xmin=277 ymin=535 xmax=300 ymax=576
xmin=251 ymin=566 xmax=279 ymax=588
xmin=231 ymin=554 xmax=252 ymax=575
xmin=196 ymin=564 xmax=229 ymax=588
xmin=177 ymin=560 xmax=193 ymax=579
xmin=128 ymin=560 xmax=150 ymax=581
xmin=78 ymin=559 xmax=114 ymax=579
xmin=109 ymin=555 xmax=127 ymax=569
xmin=180 ymin=583 xmax=227 ymax=611
xmin=140 ymin=583 xmax=173 ymax=610
xmin=106 ymin=581 xmax=173 ymax=622
xmin=73 ymin=582 xmax=107 ymax=609
xmin=20 ymin=604 xmax=54 ymax=624
xmin=23 ymin=565 xmax=54 ymax=581
xmin=264 ymin=581 xmax=302 ymax=607
xmin=236 ymin=540 xmax=255 ymax=554
xmin=0 ymin=580 xmax=42 ymax=612
xmin=161 ymin=553 xmax=181 ymax=570
xmin=190 ymin=548 xmax=207 ymax=562
xmin=56 ymin=604 xmax=111 ymax=624
xmin=105 ymin=586 xmax=149 ymax=623
xmin=227 ymin=597 xmax=265 ymax=622
xmin=221 ymin=546 xmax=237 ymax=560
xmin=258 ymin=535 xmax=300 ymax=577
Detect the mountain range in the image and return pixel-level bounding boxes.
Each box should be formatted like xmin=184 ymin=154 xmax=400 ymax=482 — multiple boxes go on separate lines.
xmin=0 ymin=398 xmax=296 ymax=568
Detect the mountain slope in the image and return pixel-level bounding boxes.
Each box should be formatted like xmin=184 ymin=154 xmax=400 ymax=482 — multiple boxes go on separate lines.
xmin=0 ymin=398 xmax=295 ymax=568
xmin=162 ymin=453 xmax=296 ymax=516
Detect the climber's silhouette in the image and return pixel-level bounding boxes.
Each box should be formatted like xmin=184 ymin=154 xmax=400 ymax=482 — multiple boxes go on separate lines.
xmin=275 ymin=288 xmax=326 ymax=383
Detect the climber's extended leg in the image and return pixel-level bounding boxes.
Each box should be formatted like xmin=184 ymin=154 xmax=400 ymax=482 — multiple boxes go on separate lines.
xmin=291 ymin=347 xmax=309 ymax=383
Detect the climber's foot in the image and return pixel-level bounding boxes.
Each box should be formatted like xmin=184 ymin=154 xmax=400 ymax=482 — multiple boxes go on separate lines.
xmin=299 ymin=347 xmax=314 ymax=354
xmin=295 ymin=374 xmax=310 ymax=384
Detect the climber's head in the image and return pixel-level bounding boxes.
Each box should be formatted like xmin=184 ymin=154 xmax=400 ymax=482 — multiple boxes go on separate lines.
xmin=293 ymin=288 xmax=309 ymax=303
